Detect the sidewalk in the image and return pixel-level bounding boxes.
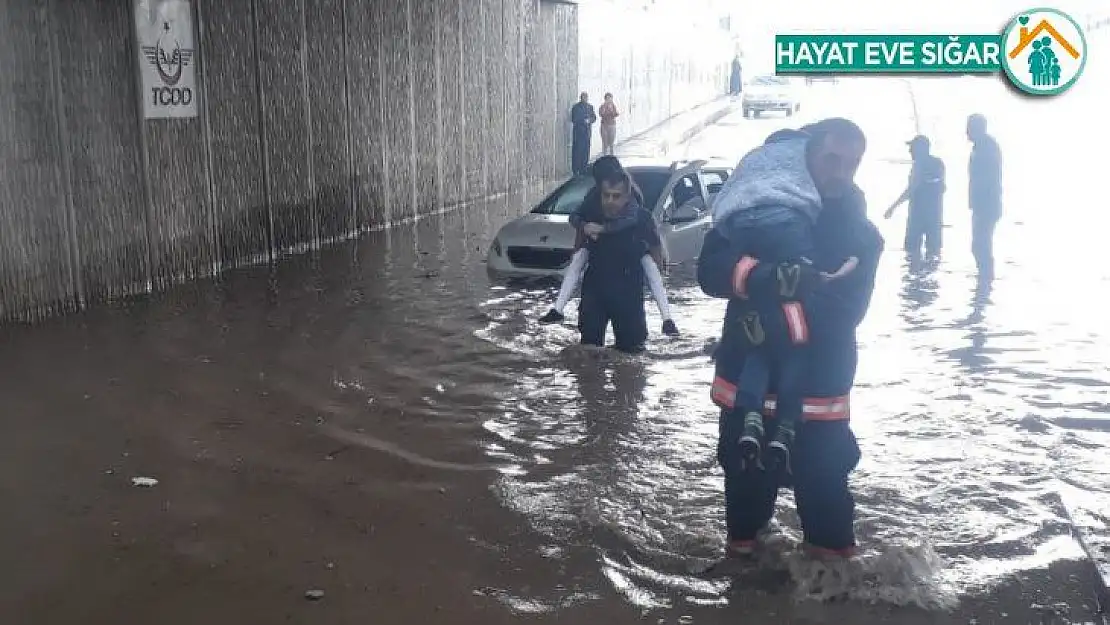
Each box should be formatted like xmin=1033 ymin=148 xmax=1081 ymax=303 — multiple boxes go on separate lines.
xmin=612 ymin=96 xmax=738 ymax=159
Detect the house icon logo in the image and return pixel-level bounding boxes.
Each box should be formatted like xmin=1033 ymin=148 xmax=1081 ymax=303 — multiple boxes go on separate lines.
xmin=1000 ymin=8 xmax=1087 ymax=95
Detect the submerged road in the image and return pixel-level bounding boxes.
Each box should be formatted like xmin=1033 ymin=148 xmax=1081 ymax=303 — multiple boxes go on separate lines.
xmin=1 ymin=71 xmax=1108 ymax=624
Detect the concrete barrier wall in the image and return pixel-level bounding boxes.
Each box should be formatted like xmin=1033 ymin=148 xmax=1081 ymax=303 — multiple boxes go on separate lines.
xmin=577 ymin=1 xmax=730 ymax=155
xmin=0 ymin=0 xmax=579 ymax=321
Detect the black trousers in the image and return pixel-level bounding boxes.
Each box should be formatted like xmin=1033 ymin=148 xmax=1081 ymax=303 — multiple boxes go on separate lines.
xmin=571 ymin=127 xmax=591 ymax=175
xmin=718 ymin=410 xmax=860 ymax=550
xmin=904 ymin=204 xmax=943 ymax=258
xmin=578 ymin=287 xmax=647 ymax=353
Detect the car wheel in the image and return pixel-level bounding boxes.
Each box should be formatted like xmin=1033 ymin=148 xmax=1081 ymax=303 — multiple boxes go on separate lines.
xmin=742 ymin=106 xmax=751 ymax=118
xmin=753 ymin=109 xmax=762 ymax=118
xmin=785 ymin=107 xmax=793 ymax=117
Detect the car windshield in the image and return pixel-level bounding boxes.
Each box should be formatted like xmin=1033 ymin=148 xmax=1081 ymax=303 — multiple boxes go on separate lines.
xmin=752 ymin=76 xmax=788 ymax=86
xmin=531 ymin=176 xmax=593 ymax=215
xmin=531 ymin=169 xmax=673 ymax=215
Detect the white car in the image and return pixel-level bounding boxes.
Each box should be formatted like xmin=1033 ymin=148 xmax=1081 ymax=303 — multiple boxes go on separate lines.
xmin=486 ymin=159 xmax=733 ymax=281
xmin=742 ymin=75 xmax=802 ymax=118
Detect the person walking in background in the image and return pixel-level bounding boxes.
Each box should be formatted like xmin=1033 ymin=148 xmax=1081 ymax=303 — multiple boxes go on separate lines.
xmin=598 ymin=93 xmax=620 ymax=156
xmin=884 ymin=135 xmax=946 ymax=261
xmin=570 ymin=92 xmax=597 ymax=175
xmin=966 ymin=114 xmax=1002 ymax=279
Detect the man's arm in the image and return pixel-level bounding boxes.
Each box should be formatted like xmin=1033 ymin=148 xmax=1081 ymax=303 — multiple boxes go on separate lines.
xmin=808 ymin=221 xmax=884 ymax=332
xmin=884 ymin=186 xmax=910 ymax=218
xmin=586 ymin=105 xmax=597 ymax=125
xmin=697 ymin=228 xmax=746 ymax=299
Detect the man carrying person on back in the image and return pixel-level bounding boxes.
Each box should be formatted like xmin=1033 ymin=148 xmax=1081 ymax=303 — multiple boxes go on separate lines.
xmin=539 ymin=156 xmax=679 ymax=337
xmin=574 ymin=168 xmax=664 ymax=353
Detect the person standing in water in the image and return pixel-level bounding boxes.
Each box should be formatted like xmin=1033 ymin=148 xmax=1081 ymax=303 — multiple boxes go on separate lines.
xmin=540 ymin=156 xmax=679 ymax=337
xmin=598 ymin=93 xmax=620 ymax=156
xmin=966 ymin=114 xmax=1002 ymax=279
xmin=884 ymin=135 xmax=946 ymax=261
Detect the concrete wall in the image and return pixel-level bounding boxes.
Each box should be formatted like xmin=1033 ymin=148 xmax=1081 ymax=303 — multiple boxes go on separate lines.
xmin=0 ymin=0 xmax=725 ymax=322
xmin=577 ymin=0 xmax=730 ymax=150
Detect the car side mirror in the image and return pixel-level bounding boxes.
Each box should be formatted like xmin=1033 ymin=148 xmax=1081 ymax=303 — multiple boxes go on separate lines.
xmin=668 ymin=203 xmax=700 ymax=224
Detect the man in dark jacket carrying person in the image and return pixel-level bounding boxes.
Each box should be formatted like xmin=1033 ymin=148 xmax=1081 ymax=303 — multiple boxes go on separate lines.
xmin=698 ymin=118 xmax=884 ymax=558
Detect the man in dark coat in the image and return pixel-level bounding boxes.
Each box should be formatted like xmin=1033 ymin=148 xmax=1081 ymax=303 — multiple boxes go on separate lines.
xmin=698 ymin=121 xmax=883 ymax=558
xmin=570 ymin=92 xmax=598 ymax=175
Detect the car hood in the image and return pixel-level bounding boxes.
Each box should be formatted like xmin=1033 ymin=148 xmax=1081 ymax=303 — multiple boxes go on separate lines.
xmin=495 ymin=213 xmax=577 ymax=247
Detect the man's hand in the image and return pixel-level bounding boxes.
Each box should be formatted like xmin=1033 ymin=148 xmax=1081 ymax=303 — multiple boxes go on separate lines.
xmin=883 ymin=205 xmax=897 ymax=219
xmin=583 ymin=222 xmax=604 ymax=239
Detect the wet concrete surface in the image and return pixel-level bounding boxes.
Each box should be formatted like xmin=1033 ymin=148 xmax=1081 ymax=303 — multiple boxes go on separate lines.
xmin=2 ymin=77 xmax=1109 ymax=624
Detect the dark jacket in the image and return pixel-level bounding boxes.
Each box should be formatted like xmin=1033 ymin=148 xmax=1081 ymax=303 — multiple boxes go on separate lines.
xmin=698 ymin=186 xmax=883 ymax=398
xmin=968 ymin=134 xmax=1002 ymax=216
xmin=582 ymin=201 xmax=658 ymax=293
xmin=571 ymin=102 xmax=597 ymax=130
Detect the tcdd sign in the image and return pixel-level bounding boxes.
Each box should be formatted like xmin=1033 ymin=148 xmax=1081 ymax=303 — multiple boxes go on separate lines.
xmin=135 ymin=0 xmax=198 ymax=119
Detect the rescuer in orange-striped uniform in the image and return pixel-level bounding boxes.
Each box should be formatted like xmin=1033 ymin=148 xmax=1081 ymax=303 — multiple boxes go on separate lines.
xmin=697 ymin=119 xmax=884 ymax=559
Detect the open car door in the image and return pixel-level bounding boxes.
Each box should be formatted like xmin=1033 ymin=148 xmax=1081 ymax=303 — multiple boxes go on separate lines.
xmin=654 ymin=160 xmax=713 ymax=265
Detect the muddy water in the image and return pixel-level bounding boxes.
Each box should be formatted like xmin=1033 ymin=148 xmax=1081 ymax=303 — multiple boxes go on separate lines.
xmin=0 ymin=78 xmax=1107 ymax=624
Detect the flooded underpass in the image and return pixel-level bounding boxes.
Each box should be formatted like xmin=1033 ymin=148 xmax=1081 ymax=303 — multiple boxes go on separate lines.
xmin=2 ymin=75 xmax=1109 ymax=624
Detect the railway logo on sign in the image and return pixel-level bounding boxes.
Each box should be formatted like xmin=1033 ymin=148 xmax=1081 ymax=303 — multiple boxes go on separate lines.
xmin=142 ymin=22 xmax=193 ymax=87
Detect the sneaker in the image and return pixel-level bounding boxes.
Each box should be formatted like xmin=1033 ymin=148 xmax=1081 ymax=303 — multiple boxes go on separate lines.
xmin=737 ymin=411 xmax=765 ymax=471
xmin=764 ymin=424 xmax=795 ymax=475
xmin=662 ymin=319 xmax=680 ymax=336
xmin=538 ymin=309 xmax=564 ymax=324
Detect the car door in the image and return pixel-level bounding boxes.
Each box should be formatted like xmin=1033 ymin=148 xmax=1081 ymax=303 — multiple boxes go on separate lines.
xmin=655 ymin=161 xmax=711 ymax=264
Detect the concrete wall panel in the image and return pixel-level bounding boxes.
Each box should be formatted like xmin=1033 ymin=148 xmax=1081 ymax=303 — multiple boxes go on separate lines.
xmin=380 ymin=0 xmax=416 ymax=224
xmin=256 ymin=0 xmax=315 ymax=253
xmin=346 ymin=0 xmax=388 ymax=230
xmin=201 ymin=0 xmax=271 ymax=267
xmin=307 ymin=0 xmax=354 ymax=242
xmin=56 ymin=0 xmax=150 ymax=302
xmin=435 ymin=0 xmax=465 ymax=209
xmin=0 ymin=0 xmax=75 ymax=317
xmin=411 ymin=0 xmax=439 ymax=215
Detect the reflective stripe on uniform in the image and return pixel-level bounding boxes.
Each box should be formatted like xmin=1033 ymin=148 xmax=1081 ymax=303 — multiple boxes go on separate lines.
xmin=762 ymin=394 xmax=850 ymax=421
xmin=732 ymin=256 xmax=760 ymax=300
xmin=711 ymin=376 xmax=738 ymax=409
xmin=710 ymin=378 xmax=850 ymax=421
xmin=781 ymin=301 xmax=809 ymax=345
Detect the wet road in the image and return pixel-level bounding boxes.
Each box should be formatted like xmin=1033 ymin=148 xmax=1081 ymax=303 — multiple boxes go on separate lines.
xmin=1 ymin=72 xmax=1109 ymax=624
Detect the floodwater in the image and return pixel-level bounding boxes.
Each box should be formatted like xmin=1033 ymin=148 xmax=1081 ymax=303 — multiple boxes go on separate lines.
xmin=2 ymin=75 xmax=1109 ymax=625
